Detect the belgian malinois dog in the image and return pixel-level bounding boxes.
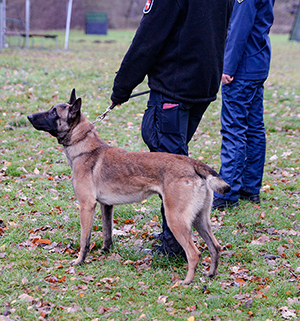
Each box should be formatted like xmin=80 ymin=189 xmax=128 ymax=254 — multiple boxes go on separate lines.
xmin=28 ymin=89 xmax=230 ymax=285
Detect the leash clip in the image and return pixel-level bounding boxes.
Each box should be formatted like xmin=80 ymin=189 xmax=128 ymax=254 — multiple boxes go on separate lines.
xmin=93 ymin=103 xmax=117 ymax=124
xmin=93 ymin=90 xmax=150 ymax=125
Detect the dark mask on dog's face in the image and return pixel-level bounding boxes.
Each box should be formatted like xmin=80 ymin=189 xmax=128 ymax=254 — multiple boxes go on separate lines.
xmin=27 ymin=107 xmax=59 ymax=137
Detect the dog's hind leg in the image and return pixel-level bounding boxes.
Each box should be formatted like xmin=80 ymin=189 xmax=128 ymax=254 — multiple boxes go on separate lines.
xmin=73 ymin=198 xmax=97 ymax=266
xmin=100 ymin=203 xmax=114 ymax=252
xmin=164 ymin=205 xmax=201 ymax=285
xmin=192 ymin=198 xmax=221 ymax=278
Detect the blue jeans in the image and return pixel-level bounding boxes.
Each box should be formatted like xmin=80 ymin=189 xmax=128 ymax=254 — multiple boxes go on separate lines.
xmin=216 ymin=79 xmax=266 ymax=201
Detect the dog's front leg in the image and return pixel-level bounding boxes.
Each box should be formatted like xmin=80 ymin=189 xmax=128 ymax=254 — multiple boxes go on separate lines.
xmin=100 ymin=203 xmax=114 ymax=252
xmin=73 ymin=200 xmax=97 ymax=265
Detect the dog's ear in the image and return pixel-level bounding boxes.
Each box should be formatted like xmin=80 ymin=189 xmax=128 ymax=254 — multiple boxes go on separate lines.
xmin=69 ymin=98 xmax=82 ymax=120
xmin=68 ymin=88 xmax=77 ymax=105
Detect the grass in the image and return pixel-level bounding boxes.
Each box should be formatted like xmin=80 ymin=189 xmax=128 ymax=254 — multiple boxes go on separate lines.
xmin=0 ymin=30 xmax=299 ymax=320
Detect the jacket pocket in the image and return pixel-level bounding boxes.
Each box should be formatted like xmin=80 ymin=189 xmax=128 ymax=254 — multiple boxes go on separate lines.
xmin=245 ymin=43 xmax=271 ymax=74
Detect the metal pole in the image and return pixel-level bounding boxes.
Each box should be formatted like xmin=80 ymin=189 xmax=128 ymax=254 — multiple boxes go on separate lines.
xmin=64 ymin=0 xmax=73 ymax=51
xmin=290 ymin=0 xmax=300 ymax=41
xmin=3 ymin=0 xmax=5 ymax=41
xmin=25 ymin=0 xmax=30 ymax=49
xmin=0 ymin=0 xmax=6 ymax=51
xmin=0 ymin=0 xmax=3 ymax=52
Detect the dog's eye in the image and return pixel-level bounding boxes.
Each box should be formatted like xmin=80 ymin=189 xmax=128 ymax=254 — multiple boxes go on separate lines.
xmin=51 ymin=109 xmax=57 ymax=117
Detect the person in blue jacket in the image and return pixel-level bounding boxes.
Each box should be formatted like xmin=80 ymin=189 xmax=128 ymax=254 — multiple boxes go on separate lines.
xmin=213 ymin=0 xmax=275 ymax=210
xmin=111 ymin=0 xmax=233 ymax=256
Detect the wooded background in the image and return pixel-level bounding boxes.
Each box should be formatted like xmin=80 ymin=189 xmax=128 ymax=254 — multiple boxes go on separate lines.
xmin=5 ymin=0 xmax=300 ymax=33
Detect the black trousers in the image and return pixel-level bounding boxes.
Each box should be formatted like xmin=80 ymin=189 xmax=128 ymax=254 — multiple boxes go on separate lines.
xmin=141 ymin=90 xmax=210 ymax=253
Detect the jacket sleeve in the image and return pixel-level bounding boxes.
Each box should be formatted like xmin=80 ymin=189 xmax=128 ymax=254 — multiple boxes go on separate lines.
xmin=111 ymin=0 xmax=182 ymax=104
xmin=223 ymin=0 xmax=257 ymax=76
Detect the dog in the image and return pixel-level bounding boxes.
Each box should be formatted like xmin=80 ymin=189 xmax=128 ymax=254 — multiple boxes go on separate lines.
xmin=27 ymin=89 xmax=230 ymax=285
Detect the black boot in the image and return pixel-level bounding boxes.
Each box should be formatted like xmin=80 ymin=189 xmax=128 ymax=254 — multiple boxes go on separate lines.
xmin=239 ymin=190 xmax=260 ymax=204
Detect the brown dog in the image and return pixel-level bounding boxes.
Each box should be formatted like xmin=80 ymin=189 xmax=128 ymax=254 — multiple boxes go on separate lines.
xmin=28 ymin=89 xmax=230 ymax=285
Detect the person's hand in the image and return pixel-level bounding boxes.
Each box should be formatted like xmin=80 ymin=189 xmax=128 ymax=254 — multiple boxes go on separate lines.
xmin=222 ymin=74 xmax=234 ymax=85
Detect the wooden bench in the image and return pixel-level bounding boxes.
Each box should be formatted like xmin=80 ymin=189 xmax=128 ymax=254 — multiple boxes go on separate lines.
xmin=20 ymin=33 xmax=58 ymax=50
xmin=5 ymin=32 xmax=58 ymax=50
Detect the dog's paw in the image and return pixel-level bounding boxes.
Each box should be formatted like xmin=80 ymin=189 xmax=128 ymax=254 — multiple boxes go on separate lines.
xmin=100 ymin=247 xmax=110 ymax=254
xmin=207 ymin=271 xmax=217 ymax=279
xmin=71 ymin=258 xmax=84 ymax=266
xmin=177 ymin=280 xmax=191 ymax=286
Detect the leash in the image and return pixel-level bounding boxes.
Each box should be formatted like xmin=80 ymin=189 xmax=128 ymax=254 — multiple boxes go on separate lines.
xmin=93 ymin=90 xmax=150 ymax=124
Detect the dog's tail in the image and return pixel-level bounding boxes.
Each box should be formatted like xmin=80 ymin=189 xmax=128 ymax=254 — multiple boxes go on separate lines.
xmin=206 ymin=174 xmax=230 ymax=195
xmin=192 ymin=160 xmax=230 ymax=195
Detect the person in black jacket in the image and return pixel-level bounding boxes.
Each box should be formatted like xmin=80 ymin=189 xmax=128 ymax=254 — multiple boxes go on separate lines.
xmin=111 ymin=0 xmax=233 ymax=256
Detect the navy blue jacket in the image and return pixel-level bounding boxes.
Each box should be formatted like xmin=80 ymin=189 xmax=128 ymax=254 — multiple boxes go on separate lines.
xmin=223 ymin=0 xmax=275 ymax=80
xmin=111 ymin=0 xmax=233 ymax=105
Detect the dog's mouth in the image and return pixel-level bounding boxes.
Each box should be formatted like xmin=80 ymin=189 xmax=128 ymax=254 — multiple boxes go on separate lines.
xmin=27 ymin=112 xmax=58 ymax=137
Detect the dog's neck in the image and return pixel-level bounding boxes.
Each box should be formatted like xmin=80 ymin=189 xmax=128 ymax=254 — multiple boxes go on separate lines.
xmin=62 ymin=114 xmax=109 ymax=167
xmin=59 ymin=114 xmax=94 ymax=147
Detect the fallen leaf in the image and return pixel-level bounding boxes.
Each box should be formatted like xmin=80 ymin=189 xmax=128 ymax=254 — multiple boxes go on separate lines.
xmin=157 ymin=295 xmax=168 ymax=304
xmin=123 ymin=260 xmax=134 ymax=265
xmin=233 ymin=293 xmax=251 ymax=300
xmin=281 ymin=171 xmax=290 ymax=177
xmin=251 ymin=234 xmax=270 ymax=245
xmin=269 ymin=155 xmax=278 ymax=161
xmin=44 ymin=275 xmax=59 ymax=283
xmin=89 ymin=240 xmax=96 ymax=250
xmin=287 ymin=297 xmax=300 ymax=305
xmin=33 ymin=239 xmax=52 ymax=246
xmin=97 ymin=306 xmax=109 ymax=314
xmin=65 ymin=304 xmax=81 ymax=313
xmin=260 ymin=212 xmax=265 ymax=219
xmin=261 ymin=185 xmax=270 ymax=192
xmin=279 ymin=306 xmax=296 ymax=319
xmin=171 ymin=281 xmax=180 ymax=288
xmin=18 ymin=293 xmax=35 ymax=302
xmin=21 ymin=277 xmax=28 ymax=285
xmin=186 ymin=304 xmax=197 ymax=312
xmin=242 ymin=298 xmax=253 ymax=308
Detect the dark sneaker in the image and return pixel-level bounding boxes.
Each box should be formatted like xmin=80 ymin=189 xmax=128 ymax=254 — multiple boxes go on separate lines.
xmin=239 ymin=191 xmax=260 ymax=204
xmin=212 ymin=197 xmax=239 ymax=210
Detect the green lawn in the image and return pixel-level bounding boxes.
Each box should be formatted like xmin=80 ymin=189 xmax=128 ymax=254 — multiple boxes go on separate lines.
xmin=0 ymin=30 xmax=299 ymax=320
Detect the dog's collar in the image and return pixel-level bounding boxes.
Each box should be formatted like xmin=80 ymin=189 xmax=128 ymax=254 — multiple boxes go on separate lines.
xmin=61 ymin=125 xmax=94 ymax=147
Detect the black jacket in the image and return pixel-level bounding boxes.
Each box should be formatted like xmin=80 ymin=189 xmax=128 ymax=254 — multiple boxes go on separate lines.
xmin=111 ymin=0 xmax=233 ymax=104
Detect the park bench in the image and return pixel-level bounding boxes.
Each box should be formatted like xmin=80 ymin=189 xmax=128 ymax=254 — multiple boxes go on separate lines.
xmin=5 ymin=32 xmax=58 ymax=50
xmin=20 ymin=33 xmax=58 ymax=50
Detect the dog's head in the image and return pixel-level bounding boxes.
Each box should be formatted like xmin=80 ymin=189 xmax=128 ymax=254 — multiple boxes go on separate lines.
xmin=28 ymin=89 xmax=82 ymax=144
